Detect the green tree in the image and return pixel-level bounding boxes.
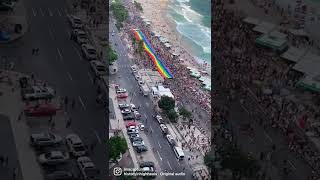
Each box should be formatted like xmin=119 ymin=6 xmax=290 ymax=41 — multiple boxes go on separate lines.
xmin=134 ymin=1 xmax=143 ymax=12
xmin=110 ymin=0 xmax=129 ymax=30
xmin=178 ymin=107 xmax=192 ymax=120
xmin=109 ymin=136 xmax=128 ymax=162
xmin=167 ymin=109 xmax=178 ymax=123
xmin=107 ymin=44 xmax=118 ymax=64
xmin=158 ymin=96 xmax=175 ymax=112
xmin=220 ymin=145 xmax=260 ymax=179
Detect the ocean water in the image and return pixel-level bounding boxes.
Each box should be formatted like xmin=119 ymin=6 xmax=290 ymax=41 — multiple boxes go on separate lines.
xmin=167 ymin=0 xmax=211 ymax=64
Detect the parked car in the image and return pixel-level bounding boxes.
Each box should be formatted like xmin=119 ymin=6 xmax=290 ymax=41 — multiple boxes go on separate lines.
xmin=139 ymin=161 xmax=155 ymax=173
xmin=117 ymin=92 xmax=128 ymax=99
xmin=123 ymin=114 xmax=134 ymax=121
xmin=19 ymin=76 xmax=30 ymax=88
xmin=21 ymin=86 xmax=55 ymax=100
xmin=133 ymin=111 xmax=142 ymax=119
xmin=77 ymin=156 xmax=100 ymax=180
xmin=38 ymin=151 xmax=69 ymax=165
xmin=127 ymin=128 xmax=139 ymax=135
xmin=90 ymin=60 xmax=107 ymax=77
xmin=130 ymin=136 xmax=143 ymax=143
xmin=24 ymin=103 xmax=58 ymax=117
xmin=166 ymin=134 xmax=176 ymax=146
xmin=159 ymin=124 xmax=168 ymax=134
xmin=68 ymin=15 xmax=83 ymax=29
xmin=30 ymin=132 xmax=62 ymax=148
xmin=116 ymin=88 xmax=127 ymax=94
xmin=45 ymin=171 xmax=75 ymax=180
xmin=130 ymin=103 xmax=137 ymax=111
xmin=65 ymin=134 xmax=87 ymax=157
xmin=129 ymin=133 xmax=140 ymax=140
xmin=155 ymin=115 xmax=163 ymax=124
xmin=81 ymin=44 xmax=98 ymax=60
xmin=73 ymin=30 xmax=88 ymax=44
xmin=131 ymin=65 xmax=137 ymax=73
xmin=121 ymin=108 xmax=131 ymax=115
xmin=135 ymin=145 xmax=148 ymax=153
xmin=119 ymin=103 xmax=130 ymax=110
xmin=132 ymin=140 xmax=145 ymax=147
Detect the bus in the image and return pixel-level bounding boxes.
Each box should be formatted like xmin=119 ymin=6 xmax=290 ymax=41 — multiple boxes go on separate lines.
xmin=173 ymin=146 xmax=185 ymax=160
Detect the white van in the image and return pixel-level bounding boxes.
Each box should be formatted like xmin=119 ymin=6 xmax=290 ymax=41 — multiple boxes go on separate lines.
xmin=173 ymin=146 xmax=185 ymax=160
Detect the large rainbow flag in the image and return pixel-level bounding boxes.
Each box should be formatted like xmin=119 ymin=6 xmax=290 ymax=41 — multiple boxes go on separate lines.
xmin=132 ymin=29 xmax=173 ymax=79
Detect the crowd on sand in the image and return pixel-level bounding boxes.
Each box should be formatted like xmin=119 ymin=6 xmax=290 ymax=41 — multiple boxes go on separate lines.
xmin=214 ymin=1 xmax=320 ymax=178
xmin=118 ymin=0 xmax=211 ymax=134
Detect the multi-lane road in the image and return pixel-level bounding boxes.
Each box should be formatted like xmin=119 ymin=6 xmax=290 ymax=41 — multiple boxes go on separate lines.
xmin=108 ymin=17 xmax=194 ymax=179
xmin=0 ymin=0 xmax=107 ymax=178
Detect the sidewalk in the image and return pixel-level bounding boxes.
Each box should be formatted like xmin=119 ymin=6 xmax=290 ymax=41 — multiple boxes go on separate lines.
xmin=0 ymin=0 xmax=28 ymax=43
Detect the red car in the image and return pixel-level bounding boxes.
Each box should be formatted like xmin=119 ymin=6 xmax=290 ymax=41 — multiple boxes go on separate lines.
xmin=24 ymin=103 xmax=57 ymax=117
xmin=117 ymin=92 xmax=128 ymax=99
xmin=126 ymin=121 xmax=138 ymax=128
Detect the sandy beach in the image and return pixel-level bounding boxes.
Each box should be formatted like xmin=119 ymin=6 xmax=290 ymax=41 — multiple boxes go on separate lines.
xmin=134 ymin=0 xmax=211 ymax=75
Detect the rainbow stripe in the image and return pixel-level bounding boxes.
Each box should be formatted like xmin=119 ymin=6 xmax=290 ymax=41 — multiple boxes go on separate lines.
xmin=132 ymin=29 xmax=173 ymax=79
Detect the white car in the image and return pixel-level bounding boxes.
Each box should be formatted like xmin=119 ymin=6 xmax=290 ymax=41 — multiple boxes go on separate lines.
xmin=132 ymin=140 xmax=145 ymax=147
xmin=77 ymin=157 xmax=100 ymax=180
xmin=90 ymin=60 xmax=107 ymax=77
xmin=133 ymin=111 xmax=141 ymax=119
xmin=81 ymin=44 xmax=98 ymax=60
xmin=155 ymin=115 xmax=163 ymax=124
xmin=38 ymin=151 xmax=69 ymax=165
xmin=121 ymin=108 xmax=131 ymax=114
xmin=30 ymin=132 xmax=62 ymax=147
xmin=130 ymin=103 xmax=137 ymax=111
xmin=131 ymin=65 xmax=137 ymax=73
xmin=127 ymin=128 xmax=139 ymax=135
xmin=116 ymin=88 xmax=127 ymax=94
xmin=134 ymin=74 xmax=141 ymax=80
xmin=166 ymin=134 xmax=176 ymax=146
xmin=65 ymin=134 xmax=87 ymax=157
xmin=160 ymin=124 xmax=168 ymax=134
xmin=68 ymin=15 xmax=83 ymax=29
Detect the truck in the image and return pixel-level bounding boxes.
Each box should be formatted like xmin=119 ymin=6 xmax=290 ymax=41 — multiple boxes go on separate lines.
xmin=140 ymin=84 xmax=150 ymax=96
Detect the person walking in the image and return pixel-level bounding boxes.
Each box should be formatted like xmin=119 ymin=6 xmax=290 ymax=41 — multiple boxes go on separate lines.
xmin=13 ymin=167 xmax=17 ymax=180
xmin=64 ymin=96 xmax=69 ymax=111
xmin=66 ymin=117 xmax=72 ymax=128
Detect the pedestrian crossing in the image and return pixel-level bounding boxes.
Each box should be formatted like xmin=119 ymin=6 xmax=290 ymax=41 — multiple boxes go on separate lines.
xmin=30 ymin=7 xmax=69 ymax=17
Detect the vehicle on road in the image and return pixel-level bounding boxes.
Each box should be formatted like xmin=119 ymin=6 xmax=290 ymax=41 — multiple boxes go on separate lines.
xmin=65 ymin=134 xmax=87 ymax=157
xmin=173 ymin=146 xmax=185 ymax=160
xmin=77 ymin=156 xmax=100 ymax=180
xmin=123 ymin=114 xmax=134 ymax=120
xmin=90 ymin=60 xmax=107 ymax=77
xmin=131 ymin=65 xmax=137 ymax=73
xmin=134 ymin=74 xmax=141 ymax=81
xmin=130 ymin=103 xmax=137 ymax=111
xmin=129 ymin=133 xmax=140 ymax=140
xmin=38 ymin=151 xmax=69 ymax=165
xmin=21 ymin=86 xmax=55 ymax=100
xmin=121 ymin=108 xmax=131 ymax=115
xmin=45 ymin=171 xmax=75 ymax=180
xmin=166 ymin=134 xmax=176 ymax=146
xmin=24 ymin=103 xmax=58 ymax=117
xmin=116 ymin=88 xmax=127 ymax=94
xmin=130 ymin=136 xmax=143 ymax=143
xmin=132 ymin=140 xmax=145 ymax=147
xmin=127 ymin=128 xmax=139 ymax=135
xmin=140 ymin=84 xmax=150 ymax=96
xmin=139 ymin=161 xmax=155 ymax=173
xmin=111 ymin=30 xmax=115 ymax=36
xmin=133 ymin=111 xmax=142 ymax=119
xmin=135 ymin=145 xmax=148 ymax=153
xmin=155 ymin=115 xmax=163 ymax=124
xmin=72 ymin=30 xmax=88 ymax=44
xmin=68 ymin=15 xmax=83 ymax=29
xmin=119 ymin=103 xmax=130 ymax=110
xmin=116 ymin=92 xmax=128 ymax=99
xmin=160 ymin=124 xmax=169 ymax=134
xmin=81 ymin=44 xmax=98 ymax=60
xmin=30 ymin=132 xmax=62 ymax=148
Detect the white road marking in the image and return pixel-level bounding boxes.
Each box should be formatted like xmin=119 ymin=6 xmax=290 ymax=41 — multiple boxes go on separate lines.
xmin=157 ymin=150 xmax=162 ymax=161
xmin=175 ymin=157 xmax=181 ymax=165
xmin=167 ymin=161 xmax=173 ymax=170
xmin=157 ymin=141 xmax=162 ymax=149
xmin=145 ymin=102 xmax=149 ymax=106
xmin=57 ymin=48 xmax=63 ymax=60
xmin=288 ymin=160 xmax=296 ymax=170
xmin=67 ymin=72 xmax=73 ymax=81
xmin=48 ymin=8 xmax=53 ymax=16
xmin=57 ymin=9 xmax=62 ymax=16
xmin=32 ymin=8 xmax=36 ymax=16
xmin=144 ymin=114 xmax=147 ymax=119
xmin=93 ymin=130 xmax=102 ymax=144
xmin=150 ymin=126 xmax=154 ymax=133
xmin=78 ymin=96 xmax=86 ymax=110
xmin=48 ymin=28 xmax=54 ymax=40
xmin=40 ymin=7 xmax=44 ymax=16
xmin=264 ymin=131 xmax=273 ymax=143
xmin=87 ymin=72 xmax=93 ymax=83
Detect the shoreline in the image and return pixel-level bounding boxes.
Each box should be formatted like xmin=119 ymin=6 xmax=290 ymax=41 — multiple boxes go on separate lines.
xmin=135 ymin=0 xmax=211 ymax=75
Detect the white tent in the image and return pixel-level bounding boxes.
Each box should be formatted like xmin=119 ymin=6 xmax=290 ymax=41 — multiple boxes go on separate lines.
xmin=280 ymin=47 xmax=308 ymax=63
xmin=243 ymin=17 xmax=261 ymax=26
xmin=292 ymin=52 xmax=320 ymax=77
xmin=288 ymin=28 xmax=309 ymax=37
xmin=253 ymin=22 xmax=277 ymax=34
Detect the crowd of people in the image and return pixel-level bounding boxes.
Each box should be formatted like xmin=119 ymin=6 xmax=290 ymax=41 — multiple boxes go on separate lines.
xmin=119 ymin=0 xmax=212 ymax=134
xmin=214 ymin=1 xmax=320 ymax=178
